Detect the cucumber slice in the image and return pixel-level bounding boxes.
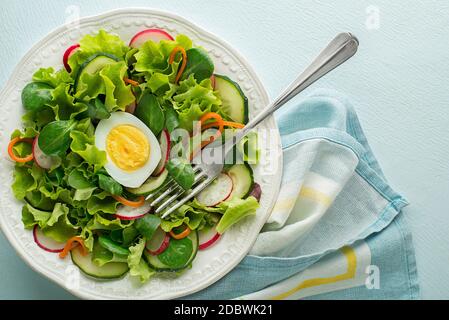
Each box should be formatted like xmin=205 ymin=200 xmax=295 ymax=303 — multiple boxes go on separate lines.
xmin=144 ymin=230 xmax=198 ymax=272
xmin=226 ymin=163 xmax=254 ymax=199
xmin=126 ymin=169 xmax=168 ymax=195
xmin=74 ymin=53 xmax=120 ymax=93
xmin=214 ymin=75 xmax=249 ymax=124
xmin=70 ymin=249 xmax=129 ymax=280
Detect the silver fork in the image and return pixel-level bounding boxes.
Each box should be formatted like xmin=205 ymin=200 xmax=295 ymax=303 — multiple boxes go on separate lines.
xmin=146 ymin=32 xmax=359 ymax=218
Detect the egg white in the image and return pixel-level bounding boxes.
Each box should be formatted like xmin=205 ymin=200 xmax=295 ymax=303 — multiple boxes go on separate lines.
xmin=95 ymin=112 xmax=161 ymax=188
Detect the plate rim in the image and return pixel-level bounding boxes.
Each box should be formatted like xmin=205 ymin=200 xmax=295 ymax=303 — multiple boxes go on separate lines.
xmin=0 ymin=7 xmax=283 ymax=300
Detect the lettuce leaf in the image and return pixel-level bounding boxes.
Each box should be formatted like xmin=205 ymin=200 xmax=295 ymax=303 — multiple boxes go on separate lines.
xmin=33 ymin=67 xmax=73 ymax=87
xmin=216 ymin=197 xmax=259 ymax=234
xmin=21 ymin=202 xmax=78 ymax=242
xmin=100 ymin=61 xmax=135 ymax=111
xmin=171 ymin=75 xmax=222 ymax=131
xmin=128 ymin=237 xmax=154 ymax=283
xmin=70 ymin=130 xmax=106 ymax=172
xmin=86 ymin=191 xmax=119 ymax=215
xmin=160 ymin=203 xmax=207 ymax=232
xmin=50 ymin=84 xmax=87 ymax=120
xmin=135 ymin=35 xmax=192 ymax=75
xmin=68 ymin=30 xmax=129 ymax=75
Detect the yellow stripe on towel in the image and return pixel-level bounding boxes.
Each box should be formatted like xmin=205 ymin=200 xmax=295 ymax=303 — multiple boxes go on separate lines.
xmin=270 ymin=246 xmax=357 ymax=300
xmin=299 ymin=187 xmax=333 ymax=207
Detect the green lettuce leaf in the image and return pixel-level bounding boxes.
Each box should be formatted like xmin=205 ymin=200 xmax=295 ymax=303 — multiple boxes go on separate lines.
xmin=100 ymin=61 xmax=135 ymax=111
xmin=50 ymin=84 xmax=87 ymax=120
xmin=135 ymin=35 xmax=192 ymax=75
xmin=128 ymin=237 xmax=154 ymax=283
xmin=160 ymin=204 xmax=207 ymax=232
xmin=216 ymin=196 xmax=259 ymax=234
xmin=21 ymin=204 xmax=51 ymax=229
xmin=33 ymin=67 xmax=73 ymax=87
xmin=70 ymin=130 xmax=107 ymax=172
xmin=68 ymin=29 xmax=129 ymax=75
xmin=21 ymin=202 xmax=78 ymax=242
xmin=171 ymin=75 xmax=222 ymax=131
xmin=86 ymin=191 xmax=119 ymax=215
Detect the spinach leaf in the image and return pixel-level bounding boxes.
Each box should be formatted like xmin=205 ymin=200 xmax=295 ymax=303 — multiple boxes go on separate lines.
xmin=164 ymin=106 xmax=179 ymax=133
xmin=38 ymin=120 xmax=77 ymax=156
xmin=157 ymin=237 xmax=193 ymax=269
xmin=166 ymin=158 xmax=195 ymax=190
xmin=135 ymin=214 xmax=161 ymax=240
xmin=98 ymin=235 xmax=129 ymax=256
xmin=98 ymin=174 xmax=123 ymax=196
xmin=135 ymin=91 xmax=165 ymax=136
xmin=21 ymin=82 xmax=53 ymax=112
xmin=182 ymin=48 xmax=214 ymax=82
xmin=78 ymin=97 xmax=111 ymax=120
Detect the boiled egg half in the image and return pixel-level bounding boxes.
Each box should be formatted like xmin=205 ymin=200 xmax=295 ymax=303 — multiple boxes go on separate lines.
xmin=95 ymin=112 xmax=161 ymax=188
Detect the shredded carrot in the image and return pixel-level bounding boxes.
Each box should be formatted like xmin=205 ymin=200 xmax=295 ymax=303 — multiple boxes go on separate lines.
xmin=124 ymin=77 xmax=140 ymax=87
xmin=59 ymin=236 xmax=87 ymax=259
xmin=222 ymin=121 xmax=245 ymax=129
xmin=169 ymin=46 xmax=187 ymax=84
xmin=8 ymin=137 xmax=34 ymax=163
xmin=169 ymin=225 xmax=191 ymax=240
xmin=112 ymin=195 xmax=145 ymax=208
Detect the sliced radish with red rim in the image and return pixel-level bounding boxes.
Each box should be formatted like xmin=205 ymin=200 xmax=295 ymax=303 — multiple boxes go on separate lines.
xmin=129 ymin=29 xmax=174 ymax=48
xmin=152 ymin=129 xmax=170 ymax=177
xmin=33 ymin=136 xmax=59 ymax=170
xmin=115 ymin=201 xmax=152 ymax=220
xmin=33 ymin=225 xmax=65 ymax=253
xmin=196 ymin=173 xmax=233 ymax=207
xmin=63 ymin=44 xmax=80 ymax=72
xmin=146 ymin=227 xmax=170 ymax=255
xmin=249 ymin=183 xmax=262 ymax=202
xmin=199 ymin=227 xmax=221 ymax=250
xmin=210 ymin=75 xmax=216 ymax=89
xmin=125 ymin=101 xmax=137 ymax=114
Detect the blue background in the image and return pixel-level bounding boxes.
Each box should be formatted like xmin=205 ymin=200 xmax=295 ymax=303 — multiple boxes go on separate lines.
xmin=1 ymin=0 xmax=448 ymax=299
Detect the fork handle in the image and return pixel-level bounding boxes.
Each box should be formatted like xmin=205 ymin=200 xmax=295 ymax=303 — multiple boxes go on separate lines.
xmin=227 ymin=32 xmax=359 ymax=153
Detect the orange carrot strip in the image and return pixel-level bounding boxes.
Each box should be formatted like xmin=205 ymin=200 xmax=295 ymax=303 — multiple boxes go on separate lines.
xmin=169 ymin=225 xmax=191 ymax=240
xmin=59 ymin=236 xmax=87 ymax=259
xmin=200 ymin=113 xmax=224 ymax=133
xmin=222 ymin=121 xmax=245 ymax=129
xmin=7 ymin=137 xmax=34 ymax=163
xmin=124 ymin=77 xmax=140 ymax=87
xmin=169 ymin=46 xmax=187 ymax=84
xmin=112 ymin=195 xmax=145 ymax=208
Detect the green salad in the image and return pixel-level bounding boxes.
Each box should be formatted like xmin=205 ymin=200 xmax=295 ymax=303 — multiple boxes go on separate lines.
xmin=8 ymin=29 xmax=261 ymax=282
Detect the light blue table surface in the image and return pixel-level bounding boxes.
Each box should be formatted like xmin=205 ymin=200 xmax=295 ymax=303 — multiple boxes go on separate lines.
xmin=1 ymin=0 xmax=448 ymax=300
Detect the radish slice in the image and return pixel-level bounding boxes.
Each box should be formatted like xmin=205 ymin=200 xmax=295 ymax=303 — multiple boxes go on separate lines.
xmin=129 ymin=29 xmax=174 ymax=48
xmin=115 ymin=201 xmax=152 ymax=220
xmin=152 ymin=129 xmax=170 ymax=176
xmin=146 ymin=228 xmax=170 ymax=255
xmin=199 ymin=228 xmax=221 ymax=250
xmin=33 ymin=136 xmax=59 ymax=170
xmin=249 ymin=183 xmax=262 ymax=202
xmin=33 ymin=225 xmax=65 ymax=253
xmin=210 ymin=75 xmax=216 ymax=89
xmin=63 ymin=44 xmax=80 ymax=72
xmin=196 ymin=173 xmax=233 ymax=207
xmin=125 ymin=101 xmax=137 ymax=114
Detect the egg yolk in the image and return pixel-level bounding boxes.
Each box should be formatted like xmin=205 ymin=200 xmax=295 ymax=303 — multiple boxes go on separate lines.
xmin=106 ymin=125 xmax=150 ymax=172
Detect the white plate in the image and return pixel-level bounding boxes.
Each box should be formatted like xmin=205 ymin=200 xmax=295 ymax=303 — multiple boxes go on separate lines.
xmin=0 ymin=8 xmax=282 ymax=300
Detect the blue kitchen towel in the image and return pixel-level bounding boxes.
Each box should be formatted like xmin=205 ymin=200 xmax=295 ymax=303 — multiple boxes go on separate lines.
xmin=185 ymin=89 xmax=419 ymax=300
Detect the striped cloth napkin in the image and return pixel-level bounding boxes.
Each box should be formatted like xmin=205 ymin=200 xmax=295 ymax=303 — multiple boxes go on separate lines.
xmin=185 ymin=89 xmax=419 ymax=300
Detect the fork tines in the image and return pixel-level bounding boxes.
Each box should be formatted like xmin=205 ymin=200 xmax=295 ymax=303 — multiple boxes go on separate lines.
xmin=146 ymin=165 xmax=210 ymax=218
